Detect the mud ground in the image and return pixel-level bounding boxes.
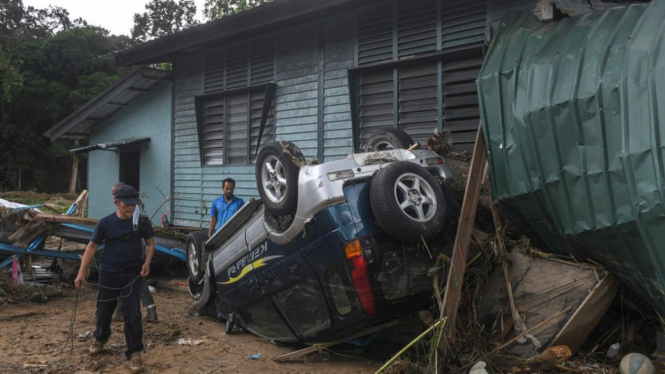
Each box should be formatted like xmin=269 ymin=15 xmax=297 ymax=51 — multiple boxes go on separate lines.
xmin=0 ymin=284 xmax=381 ymax=374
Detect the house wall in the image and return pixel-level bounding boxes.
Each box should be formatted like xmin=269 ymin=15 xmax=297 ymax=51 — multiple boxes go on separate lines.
xmin=323 ymin=13 xmax=356 ymax=161
xmin=172 ymin=53 xmax=208 ymax=228
xmin=87 ymin=82 xmax=172 ymax=224
xmin=170 ymin=0 xmax=540 ymax=227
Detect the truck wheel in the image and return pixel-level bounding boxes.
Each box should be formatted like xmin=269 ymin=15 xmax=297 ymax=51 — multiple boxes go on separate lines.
xmin=370 ymin=161 xmax=446 ymax=243
xmin=255 ymin=141 xmax=304 ymax=216
xmin=364 ymin=128 xmax=414 ymax=152
xmin=186 ymin=230 xmax=208 ymax=284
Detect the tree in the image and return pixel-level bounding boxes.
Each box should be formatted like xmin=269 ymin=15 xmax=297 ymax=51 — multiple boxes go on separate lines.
xmin=203 ymin=0 xmax=270 ymax=20
xmin=131 ymin=0 xmax=198 ymax=42
xmin=0 ymin=0 xmax=124 ymax=192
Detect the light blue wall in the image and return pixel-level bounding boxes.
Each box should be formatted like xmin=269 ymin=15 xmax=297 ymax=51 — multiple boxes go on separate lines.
xmin=170 ymin=15 xmax=358 ymax=228
xmin=87 ymin=82 xmax=172 ymax=225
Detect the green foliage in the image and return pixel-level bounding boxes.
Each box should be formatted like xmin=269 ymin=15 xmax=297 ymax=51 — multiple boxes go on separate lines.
xmin=131 ymin=0 xmax=198 ymax=42
xmin=0 ymin=0 xmax=123 ymax=192
xmin=0 ymin=46 xmax=22 ymax=102
xmin=203 ymin=0 xmax=271 ymax=20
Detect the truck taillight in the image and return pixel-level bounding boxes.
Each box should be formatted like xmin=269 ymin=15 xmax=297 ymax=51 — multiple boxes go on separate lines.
xmin=345 ymin=240 xmax=375 ymax=315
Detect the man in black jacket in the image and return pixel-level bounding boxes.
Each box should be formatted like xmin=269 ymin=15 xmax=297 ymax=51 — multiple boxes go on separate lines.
xmin=109 ymin=182 xmax=157 ymax=323
xmin=74 ymin=184 xmax=154 ymax=374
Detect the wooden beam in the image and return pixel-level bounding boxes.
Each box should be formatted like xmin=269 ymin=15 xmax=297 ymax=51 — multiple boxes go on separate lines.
xmin=438 ymin=124 xmax=486 ymax=348
xmin=487 ymin=163 xmax=524 ymax=342
xmin=27 ymin=212 xmax=98 ymax=225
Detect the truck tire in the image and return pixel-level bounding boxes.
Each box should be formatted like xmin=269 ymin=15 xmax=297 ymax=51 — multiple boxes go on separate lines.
xmin=186 ymin=230 xmax=208 ymax=284
xmin=369 ymin=161 xmax=446 ymax=243
xmin=255 ymin=141 xmax=304 ymax=216
xmin=364 ymin=128 xmax=414 ymax=152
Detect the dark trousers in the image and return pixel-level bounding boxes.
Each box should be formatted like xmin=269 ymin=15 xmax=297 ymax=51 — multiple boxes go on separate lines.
xmin=94 ymin=271 xmax=144 ymax=359
xmin=116 ymin=282 xmax=155 ymax=310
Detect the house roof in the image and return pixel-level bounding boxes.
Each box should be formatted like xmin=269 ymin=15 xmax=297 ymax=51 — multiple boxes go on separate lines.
xmin=114 ymin=0 xmax=383 ymax=66
xmin=43 ymin=67 xmax=172 ymax=142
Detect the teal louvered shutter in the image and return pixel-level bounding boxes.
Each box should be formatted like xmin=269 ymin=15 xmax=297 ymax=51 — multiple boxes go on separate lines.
xmin=204 ymin=48 xmax=225 ymax=93
xmin=250 ymin=37 xmax=275 ymax=85
xmin=226 ymin=45 xmax=249 ymax=89
xmin=442 ymin=55 xmax=483 ymax=153
xmin=358 ymin=69 xmax=394 ymax=149
xmin=398 ymin=63 xmax=438 ymax=146
xmin=226 ymin=93 xmax=249 ymax=164
xmin=357 ymin=5 xmax=393 ymax=65
xmin=441 ymin=0 xmax=487 ymax=50
xmin=397 ymin=0 xmax=437 ymax=58
xmin=203 ymin=98 xmax=225 ymax=165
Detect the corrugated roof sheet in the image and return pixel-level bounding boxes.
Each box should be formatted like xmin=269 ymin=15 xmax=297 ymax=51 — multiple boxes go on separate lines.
xmin=477 ymin=1 xmax=665 ymax=315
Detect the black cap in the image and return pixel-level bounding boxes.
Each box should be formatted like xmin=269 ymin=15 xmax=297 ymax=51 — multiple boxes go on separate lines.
xmin=113 ymin=184 xmax=140 ymax=205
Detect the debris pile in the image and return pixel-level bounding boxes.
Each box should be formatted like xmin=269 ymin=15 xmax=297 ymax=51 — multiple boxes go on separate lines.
xmin=0 ymin=271 xmax=63 ymax=306
xmin=372 ymin=132 xmax=665 ymax=373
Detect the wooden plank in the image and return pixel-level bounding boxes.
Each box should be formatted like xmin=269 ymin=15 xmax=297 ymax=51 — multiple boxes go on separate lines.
xmin=274 ymin=319 xmax=400 ymax=362
xmin=479 ymin=248 xmax=603 ymax=356
xmin=487 ymin=165 xmax=524 ymax=342
xmin=29 ymin=212 xmax=98 ymax=225
xmin=438 ymin=124 xmax=486 ymax=348
xmin=550 ymin=272 xmax=619 ymax=354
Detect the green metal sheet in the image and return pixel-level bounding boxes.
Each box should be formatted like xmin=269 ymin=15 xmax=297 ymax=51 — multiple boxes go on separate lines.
xmin=477 ymin=1 xmax=665 ymax=316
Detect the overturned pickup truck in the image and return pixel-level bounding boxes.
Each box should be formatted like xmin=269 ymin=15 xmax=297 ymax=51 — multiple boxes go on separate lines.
xmin=186 ymin=130 xmax=455 ymax=343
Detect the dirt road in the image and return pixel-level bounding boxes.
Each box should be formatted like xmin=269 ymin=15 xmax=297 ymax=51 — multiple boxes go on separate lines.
xmin=0 ymin=284 xmax=381 ymax=374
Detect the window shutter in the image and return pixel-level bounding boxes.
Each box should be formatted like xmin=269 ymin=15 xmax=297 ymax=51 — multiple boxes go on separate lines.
xmin=226 ymin=44 xmax=249 ymax=89
xmin=204 ymin=38 xmax=274 ymax=93
xmin=357 ymin=6 xmax=394 ymax=65
xmin=226 ymin=94 xmax=249 ymax=164
xmin=250 ymin=37 xmax=275 ymax=85
xmin=442 ymin=55 xmax=483 ymax=153
xmin=397 ymin=0 xmax=437 ymax=58
xmin=398 ymin=63 xmax=438 ymax=146
xmin=203 ymin=98 xmax=225 ymax=165
xmin=358 ymin=69 xmax=395 ymax=150
xmin=441 ymin=0 xmax=487 ymax=50
xmin=204 ymin=48 xmax=225 ymax=93
xmin=250 ymin=92 xmax=274 ymax=162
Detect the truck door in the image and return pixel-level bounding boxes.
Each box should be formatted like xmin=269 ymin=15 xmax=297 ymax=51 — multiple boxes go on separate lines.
xmin=254 ymin=218 xmax=332 ymax=341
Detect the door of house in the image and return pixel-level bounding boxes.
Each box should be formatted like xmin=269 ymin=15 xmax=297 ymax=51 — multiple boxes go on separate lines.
xmin=119 ymin=150 xmax=140 ymax=191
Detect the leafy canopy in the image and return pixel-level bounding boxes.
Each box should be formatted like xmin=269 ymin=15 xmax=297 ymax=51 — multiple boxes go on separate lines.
xmin=0 ymin=0 xmax=125 ymax=191
xmin=131 ymin=0 xmax=198 ymax=42
xmin=203 ymin=0 xmax=270 ymax=20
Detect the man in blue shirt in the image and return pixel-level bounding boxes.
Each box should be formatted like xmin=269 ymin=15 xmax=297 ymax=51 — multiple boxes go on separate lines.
xmin=208 ymin=178 xmax=244 ymax=237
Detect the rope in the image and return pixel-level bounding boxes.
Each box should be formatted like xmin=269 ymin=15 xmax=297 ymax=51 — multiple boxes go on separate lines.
xmin=60 ymin=289 xmax=79 ymax=355
xmin=60 ymin=274 xmax=143 ymax=355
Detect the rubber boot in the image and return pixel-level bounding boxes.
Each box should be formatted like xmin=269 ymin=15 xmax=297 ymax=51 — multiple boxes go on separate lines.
xmin=112 ymin=309 xmax=124 ymax=322
xmin=144 ymin=305 xmax=158 ymax=322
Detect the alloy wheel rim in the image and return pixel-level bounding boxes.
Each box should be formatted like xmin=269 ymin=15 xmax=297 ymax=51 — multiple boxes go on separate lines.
xmin=393 ymin=172 xmax=437 ymax=222
xmin=188 ymin=242 xmax=199 ymax=275
xmin=261 ymin=155 xmax=287 ymax=203
xmin=374 ymin=140 xmax=395 ymax=151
